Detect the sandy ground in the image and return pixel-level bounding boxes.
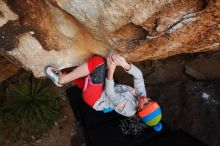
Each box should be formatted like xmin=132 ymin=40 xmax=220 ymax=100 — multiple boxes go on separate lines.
xmin=8 ymin=94 xmax=79 ymax=146
xmin=33 ymin=101 xmax=75 ymax=146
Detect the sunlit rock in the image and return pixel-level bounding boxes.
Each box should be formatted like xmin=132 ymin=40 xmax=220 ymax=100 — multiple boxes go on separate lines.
xmin=0 ymin=0 xmax=219 ymax=77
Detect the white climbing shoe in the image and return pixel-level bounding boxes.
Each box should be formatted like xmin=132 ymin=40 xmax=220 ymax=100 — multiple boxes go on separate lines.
xmin=45 ymin=66 xmax=63 ymax=87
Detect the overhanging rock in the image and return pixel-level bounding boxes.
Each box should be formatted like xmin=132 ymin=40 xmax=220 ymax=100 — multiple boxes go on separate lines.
xmin=0 ymin=0 xmax=219 ymax=77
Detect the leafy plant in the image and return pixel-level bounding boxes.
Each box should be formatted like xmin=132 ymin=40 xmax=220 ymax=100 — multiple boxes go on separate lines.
xmin=0 ymin=73 xmax=60 ymax=140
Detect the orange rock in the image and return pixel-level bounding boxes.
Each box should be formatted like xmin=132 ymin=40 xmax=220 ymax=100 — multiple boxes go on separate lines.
xmin=0 ymin=54 xmax=19 ymax=82
xmin=0 ymin=0 xmax=219 ymax=77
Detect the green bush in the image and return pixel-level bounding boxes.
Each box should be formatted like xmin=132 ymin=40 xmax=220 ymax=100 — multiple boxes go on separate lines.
xmin=0 ymin=73 xmax=60 ymax=140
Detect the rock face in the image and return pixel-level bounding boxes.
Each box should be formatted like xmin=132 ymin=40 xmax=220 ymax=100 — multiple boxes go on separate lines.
xmin=148 ymin=81 xmax=220 ymax=146
xmin=0 ymin=54 xmax=19 ymax=82
xmin=0 ymin=0 xmax=219 ymax=77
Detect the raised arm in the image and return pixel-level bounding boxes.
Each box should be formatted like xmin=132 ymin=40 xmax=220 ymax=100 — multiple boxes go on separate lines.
xmin=105 ymin=54 xmax=117 ymax=98
xmin=105 ymin=52 xmax=142 ymax=117
xmin=112 ymin=52 xmax=146 ymax=97
xmin=125 ymin=64 xmax=146 ymax=97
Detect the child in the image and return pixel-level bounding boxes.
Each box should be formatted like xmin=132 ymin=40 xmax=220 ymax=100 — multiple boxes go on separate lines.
xmin=45 ymin=52 xmax=162 ymax=131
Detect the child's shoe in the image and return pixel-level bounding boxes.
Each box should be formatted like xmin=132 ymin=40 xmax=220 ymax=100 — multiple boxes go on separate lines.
xmin=45 ymin=66 xmax=63 ymax=87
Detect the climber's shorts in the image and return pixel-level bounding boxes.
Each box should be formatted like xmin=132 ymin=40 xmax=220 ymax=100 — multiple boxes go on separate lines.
xmin=72 ymin=55 xmax=106 ymax=107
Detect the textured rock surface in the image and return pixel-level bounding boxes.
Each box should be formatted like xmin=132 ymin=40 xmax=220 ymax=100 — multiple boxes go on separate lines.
xmin=0 ymin=54 xmax=19 ymax=82
xmin=0 ymin=0 xmax=110 ymax=77
xmin=115 ymin=51 xmax=220 ymax=84
xmin=148 ymin=81 xmax=220 ymax=146
xmin=0 ymin=0 xmax=219 ymax=77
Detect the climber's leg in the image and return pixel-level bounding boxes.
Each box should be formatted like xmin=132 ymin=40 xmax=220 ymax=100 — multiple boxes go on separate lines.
xmin=60 ymin=55 xmax=105 ymax=85
xmin=81 ymin=55 xmax=106 ymax=106
xmin=59 ymin=63 xmax=90 ymax=85
xmin=45 ymin=55 xmax=105 ymax=88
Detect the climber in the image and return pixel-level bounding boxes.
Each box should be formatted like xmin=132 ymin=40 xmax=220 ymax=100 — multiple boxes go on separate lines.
xmin=45 ymin=51 xmax=162 ymax=131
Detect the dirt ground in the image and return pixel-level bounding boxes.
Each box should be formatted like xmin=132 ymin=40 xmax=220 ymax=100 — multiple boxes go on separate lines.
xmin=6 ymin=95 xmax=77 ymax=146
xmin=31 ymin=91 xmax=86 ymax=146
xmin=33 ymin=100 xmax=75 ymax=146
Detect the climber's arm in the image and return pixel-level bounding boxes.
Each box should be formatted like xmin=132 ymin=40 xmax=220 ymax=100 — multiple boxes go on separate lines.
xmin=111 ymin=52 xmax=146 ymax=96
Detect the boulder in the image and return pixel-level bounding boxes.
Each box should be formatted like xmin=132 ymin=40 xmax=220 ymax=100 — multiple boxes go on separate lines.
xmin=0 ymin=54 xmax=19 ymax=82
xmin=0 ymin=0 xmax=219 ymax=77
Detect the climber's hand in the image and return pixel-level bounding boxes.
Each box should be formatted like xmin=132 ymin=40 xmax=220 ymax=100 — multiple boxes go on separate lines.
xmin=107 ymin=55 xmax=116 ymax=80
xmin=112 ymin=52 xmax=131 ymax=70
xmin=107 ymin=55 xmax=116 ymax=72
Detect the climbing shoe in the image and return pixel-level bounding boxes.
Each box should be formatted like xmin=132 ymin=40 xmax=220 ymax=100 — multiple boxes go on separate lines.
xmin=45 ymin=66 xmax=63 ymax=87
